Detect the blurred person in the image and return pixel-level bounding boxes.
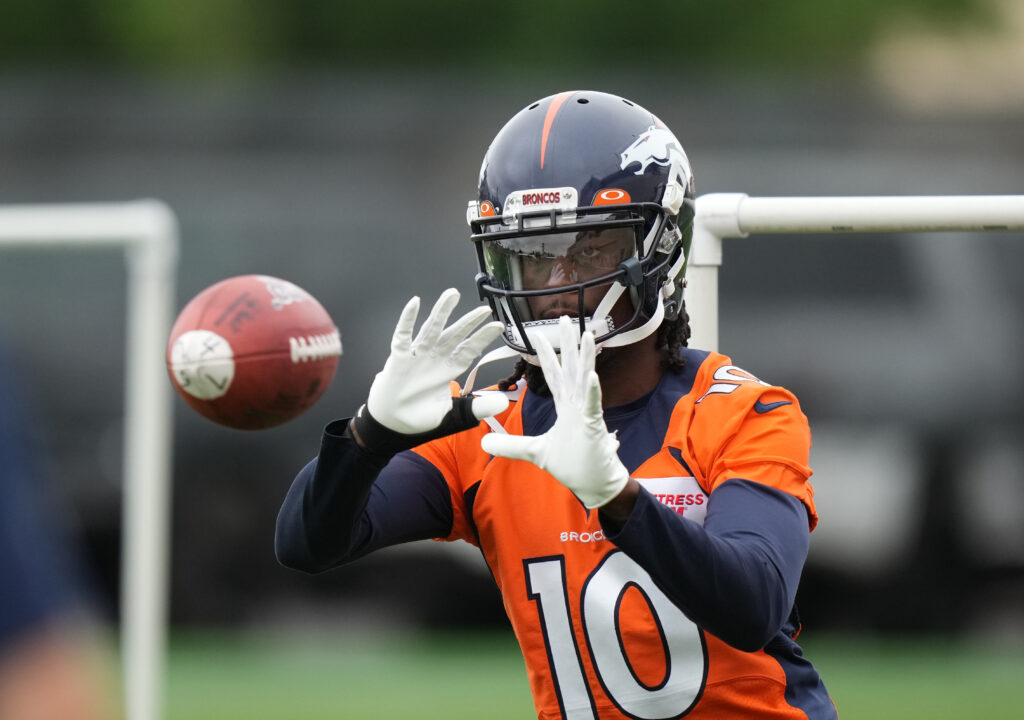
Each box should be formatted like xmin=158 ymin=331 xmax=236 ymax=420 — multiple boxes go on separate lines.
xmin=276 ymin=91 xmax=836 ymax=719
xmin=0 ymin=343 xmax=116 ymax=720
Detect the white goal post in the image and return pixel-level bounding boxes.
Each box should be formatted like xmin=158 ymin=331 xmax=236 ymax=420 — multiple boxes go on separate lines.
xmin=0 ymin=201 xmax=178 ymax=720
xmin=688 ymin=194 xmax=1024 ymax=352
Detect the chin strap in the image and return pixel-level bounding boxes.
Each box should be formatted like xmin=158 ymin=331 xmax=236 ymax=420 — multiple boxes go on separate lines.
xmin=591 ymin=281 xmax=626 ymax=327
xmin=603 ymin=246 xmax=687 ymax=348
xmin=600 ymin=292 xmax=664 ymax=348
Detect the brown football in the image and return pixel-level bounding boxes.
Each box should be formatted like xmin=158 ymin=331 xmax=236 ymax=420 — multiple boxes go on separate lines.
xmin=167 ymin=274 xmax=341 ymax=430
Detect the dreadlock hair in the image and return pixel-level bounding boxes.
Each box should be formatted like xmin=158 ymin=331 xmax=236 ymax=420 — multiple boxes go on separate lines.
xmin=496 ymin=299 xmax=692 ymax=396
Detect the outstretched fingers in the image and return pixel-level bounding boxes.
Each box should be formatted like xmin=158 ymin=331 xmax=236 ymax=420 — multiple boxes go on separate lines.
xmin=579 ymin=329 xmax=596 ymax=392
xmin=439 ymin=305 xmax=495 ymax=354
xmin=583 ymin=369 xmax=605 ymax=426
xmin=452 ymin=320 xmax=505 ymax=367
xmin=391 ymin=295 xmax=421 ymax=354
xmin=557 ymin=316 xmax=580 ymax=398
xmin=532 ymin=328 xmax=564 ymax=401
xmin=413 ymin=288 xmax=461 ymax=351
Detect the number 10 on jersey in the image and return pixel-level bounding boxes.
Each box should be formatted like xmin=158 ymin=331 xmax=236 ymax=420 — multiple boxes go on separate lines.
xmin=525 ymin=551 xmax=708 ymax=720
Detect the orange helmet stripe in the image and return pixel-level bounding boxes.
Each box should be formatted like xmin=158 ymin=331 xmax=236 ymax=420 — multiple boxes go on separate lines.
xmin=540 ymin=92 xmax=573 ymax=169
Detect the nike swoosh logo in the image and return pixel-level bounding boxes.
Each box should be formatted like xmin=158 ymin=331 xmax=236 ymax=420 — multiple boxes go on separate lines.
xmin=754 ymin=399 xmax=792 ymax=414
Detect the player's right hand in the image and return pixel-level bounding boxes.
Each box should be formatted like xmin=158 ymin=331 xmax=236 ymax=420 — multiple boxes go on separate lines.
xmin=481 ymin=316 xmax=629 ymax=508
xmin=350 ymin=288 xmax=509 ymax=456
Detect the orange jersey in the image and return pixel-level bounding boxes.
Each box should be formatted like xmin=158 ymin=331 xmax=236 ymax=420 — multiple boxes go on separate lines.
xmin=413 ymin=348 xmax=834 ymax=720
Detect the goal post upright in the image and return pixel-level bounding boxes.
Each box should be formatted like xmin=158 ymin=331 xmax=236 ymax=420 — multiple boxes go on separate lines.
xmin=121 ymin=202 xmax=178 ymax=720
xmin=0 ymin=200 xmax=179 ymax=720
xmin=689 ymin=193 xmax=1024 ymax=353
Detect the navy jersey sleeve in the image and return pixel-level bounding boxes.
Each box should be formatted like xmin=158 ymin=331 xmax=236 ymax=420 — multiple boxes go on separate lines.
xmin=600 ymin=478 xmax=810 ymax=652
xmin=274 ymin=419 xmax=455 ymax=573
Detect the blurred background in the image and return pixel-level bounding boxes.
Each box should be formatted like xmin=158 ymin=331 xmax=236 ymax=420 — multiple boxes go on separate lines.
xmin=1 ymin=1 xmax=1022 ymax=718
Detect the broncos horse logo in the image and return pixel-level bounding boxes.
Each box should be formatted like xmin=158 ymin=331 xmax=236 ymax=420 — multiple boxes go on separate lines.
xmin=619 ymin=125 xmax=692 ymax=189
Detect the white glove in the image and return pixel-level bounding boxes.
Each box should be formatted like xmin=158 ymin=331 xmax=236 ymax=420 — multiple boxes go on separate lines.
xmin=481 ymin=316 xmax=629 ymax=508
xmin=355 ymin=288 xmax=509 ymax=454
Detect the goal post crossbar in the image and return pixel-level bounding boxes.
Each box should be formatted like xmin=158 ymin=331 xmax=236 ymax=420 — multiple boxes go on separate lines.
xmin=0 ymin=200 xmax=179 ymax=720
xmin=688 ymin=193 xmax=1024 ymax=351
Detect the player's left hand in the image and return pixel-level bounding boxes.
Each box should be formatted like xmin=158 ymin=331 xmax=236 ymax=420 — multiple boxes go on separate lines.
xmin=481 ymin=316 xmax=629 ymax=508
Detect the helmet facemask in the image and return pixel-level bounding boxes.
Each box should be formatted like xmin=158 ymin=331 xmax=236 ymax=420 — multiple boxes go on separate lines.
xmin=471 ymin=202 xmax=681 ymax=360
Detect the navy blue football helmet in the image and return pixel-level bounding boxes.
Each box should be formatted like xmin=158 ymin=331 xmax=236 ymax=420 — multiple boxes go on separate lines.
xmin=467 ymin=90 xmax=695 ymax=359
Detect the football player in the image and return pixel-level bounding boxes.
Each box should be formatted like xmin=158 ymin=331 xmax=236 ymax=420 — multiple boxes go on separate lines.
xmin=276 ymin=90 xmax=837 ymax=719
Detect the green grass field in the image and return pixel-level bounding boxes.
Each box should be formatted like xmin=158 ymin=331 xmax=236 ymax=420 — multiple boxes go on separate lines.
xmin=159 ymin=630 xmax=1024 ymax=720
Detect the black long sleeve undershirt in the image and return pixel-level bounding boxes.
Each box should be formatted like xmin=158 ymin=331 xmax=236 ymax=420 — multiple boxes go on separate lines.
xmin=275 ymin=419 xmax=454 ymax=572
xmin=600 ymin=479 xmax=809 ymax=651
xmin=275 ymin=422 xmax=811 ymax=651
